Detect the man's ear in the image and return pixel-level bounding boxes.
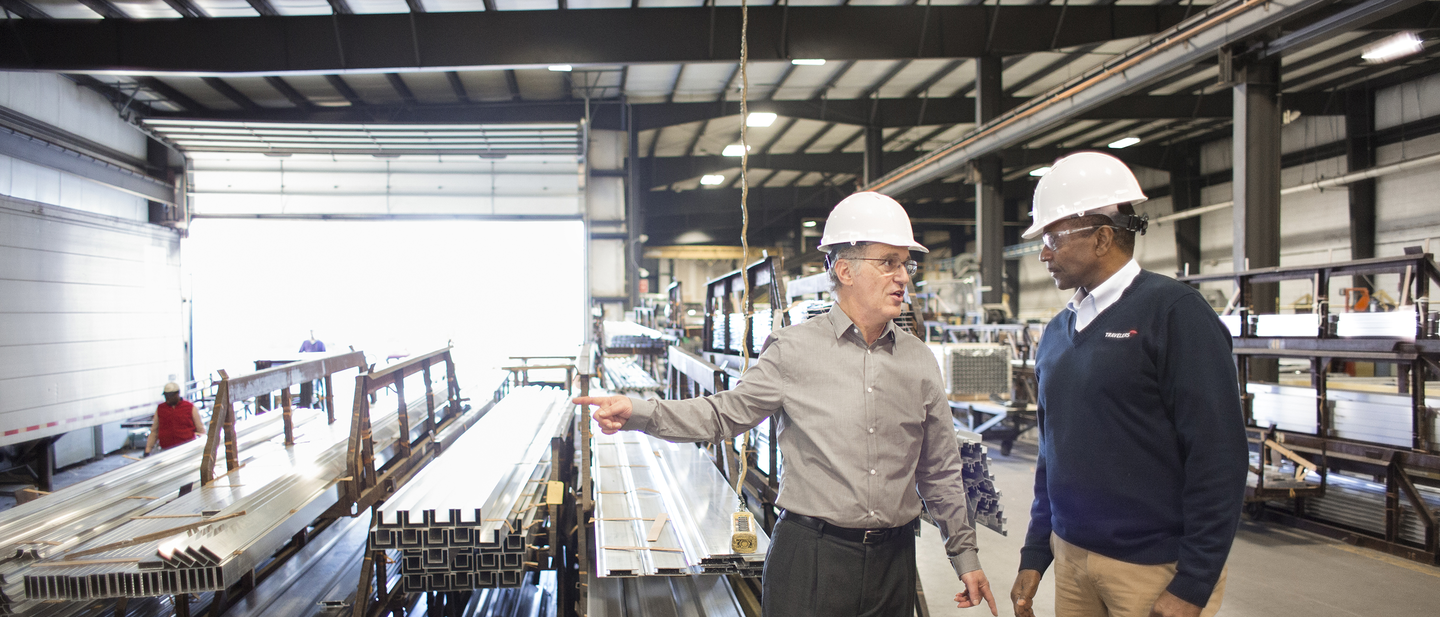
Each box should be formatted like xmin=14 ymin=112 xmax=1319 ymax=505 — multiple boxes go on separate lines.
xmin=834 ymin=257 xmax=855 ymax=288
xmin=1092 ymin=226 xmax=1116 ymax=256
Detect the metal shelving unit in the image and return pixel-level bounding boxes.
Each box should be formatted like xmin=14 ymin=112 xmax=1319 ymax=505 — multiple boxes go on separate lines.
xmin=1180 ymin=253 xmax=1440 ymax=565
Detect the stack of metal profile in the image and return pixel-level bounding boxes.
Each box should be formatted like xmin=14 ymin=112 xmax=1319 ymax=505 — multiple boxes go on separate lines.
xmin=603 ymin=357 xmax=661 ymax=394
xmin=605 ymin=321 xmax=671 ymax=350
xmin=593 ymin=433 xmax=768 ymax=578
xmin=711 ymin=311 xmax=728 ymax=352
xmin=727 ymin=313 xmax=746 ymax=352
xmin=751 ymin=310 xmax=774 ymax=353
xmin=20 ymin=386 xmax=439 ymax=604
xmin=370 ymin=387 xmax=573 ymax=593
xmin=955 ymin=430 xmax=1007 ymax=536
xmin=1334 ymin=309 xmax=1418 ymax=338
xmin=0 ymin=412 xmax=297 ymax=615
xmin=588 ymin=575 xmax=745 ymax=617
xmin=787 ymin=300 xmax=832 ymax=326
xmin=1263 ymin=468 xmax=1440 ymax=546
xmin=1253 ymin=314 xmax=1323 ymax=337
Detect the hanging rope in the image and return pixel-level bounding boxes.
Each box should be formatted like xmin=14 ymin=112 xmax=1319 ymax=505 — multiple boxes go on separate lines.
xmin=735 ymin=0 xmax=752 ymax=508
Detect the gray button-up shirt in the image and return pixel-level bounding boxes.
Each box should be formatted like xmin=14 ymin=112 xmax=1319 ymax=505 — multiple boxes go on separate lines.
xmin=624 ymin=306 xmax=982 ymax=577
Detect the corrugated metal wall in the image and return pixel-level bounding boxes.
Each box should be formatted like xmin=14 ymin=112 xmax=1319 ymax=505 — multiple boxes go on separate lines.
xmin=0 ymin=72 xmax=185 ymax=452
xmin=0 ymin=197 xmax=184 ymax=449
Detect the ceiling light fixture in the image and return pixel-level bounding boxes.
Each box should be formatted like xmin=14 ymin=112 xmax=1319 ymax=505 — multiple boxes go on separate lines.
xmin=1108 ymin=137 xmax=1141 ymax=149
xmin=548 ymin=65 xmax=573 ymax=72
xmin=791 ymin=59 xmax=826 ymax=66
xmin=802 ymin=220 xmax=817 ymax=228
xmin=722 ymin=144 xmax=751 ymax=157
xmin=1029 ymin=166 xmax=1052 ymax=177
xmin=1361 ymin=32 xmax=1423 ymax=64
xmin=700 ymin=174 xmax=725 ymax=185
xmin=747 ymin=112 xmax=778 ymax=127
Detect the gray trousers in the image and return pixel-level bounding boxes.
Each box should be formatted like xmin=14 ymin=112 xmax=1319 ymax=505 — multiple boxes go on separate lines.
xmin=761 ymin=516 xmax=917 ymax=617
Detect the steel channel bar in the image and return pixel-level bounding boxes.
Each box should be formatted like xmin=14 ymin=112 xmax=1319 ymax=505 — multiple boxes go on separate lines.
xmin=375 ymin=387 xmax=572 ymax=592
xmin=18 ymin=387 xmax=441 ymax=603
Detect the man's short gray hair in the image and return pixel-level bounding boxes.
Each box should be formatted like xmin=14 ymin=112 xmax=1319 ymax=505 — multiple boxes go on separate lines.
xmin=826 ymin=241 xmax=873 ymax=295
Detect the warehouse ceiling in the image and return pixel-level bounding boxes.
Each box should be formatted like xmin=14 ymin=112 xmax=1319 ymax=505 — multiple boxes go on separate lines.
xmin=1 ymin=0 xmax=1438 ymax=247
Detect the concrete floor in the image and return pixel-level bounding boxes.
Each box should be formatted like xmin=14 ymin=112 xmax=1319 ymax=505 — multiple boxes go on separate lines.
xmin=916 ymin=440 xmax=1440 ymax=616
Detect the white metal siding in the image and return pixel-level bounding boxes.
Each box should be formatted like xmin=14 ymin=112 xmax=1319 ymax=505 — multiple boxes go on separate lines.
xmin=0 ymin=196 xmax=184 ymax=447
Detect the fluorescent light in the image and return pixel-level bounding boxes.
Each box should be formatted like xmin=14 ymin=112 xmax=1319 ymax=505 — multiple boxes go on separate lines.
xmin=747 ymin=112 xmax=778 ymax=127
xmin=791 ymin=59 xmax=826 ymax=66
xmin=802 ymin=220 xmax=817 ymax=228
xmin=548 ymin=65 xmax=573 ymax=72
xmin=700 ymin=174 xmax=725 ymax=185
xmin=687 ymin=309 xmax=696 ymax=316
xmin=722 ymin=144 xmax=751 ymax=157
xmin=1108 ymin=136 xmax=1141 ymax=149
xmin=1029 ymin=166 xmax=1051 ymax=177
xmin=1361 ymin=32 xmax=1423 ymax=64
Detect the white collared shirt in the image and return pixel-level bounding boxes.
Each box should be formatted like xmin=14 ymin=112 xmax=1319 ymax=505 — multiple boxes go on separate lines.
xmin=1067 ymin=259 xmax=1141 ymax=331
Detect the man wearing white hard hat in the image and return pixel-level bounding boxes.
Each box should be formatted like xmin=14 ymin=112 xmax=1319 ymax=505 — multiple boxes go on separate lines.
xmin=1009 ymin=152 xmax=1246 ymax=617
xmin=576 ymin=191 xmax=997 ymax=616
xmin=145 ymin=382 xmax=206 ymax=456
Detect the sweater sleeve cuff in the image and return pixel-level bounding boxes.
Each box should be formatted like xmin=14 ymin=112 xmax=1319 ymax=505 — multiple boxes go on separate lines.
xmin=1018 ymin=546 xmax=1054 ymax=576
xmin=1165 ymin=572 xmax=1215 ymax=609
xmin=620 ymin=397 xmax=656 ymax=432
xmin=949 ymin=550 xmax=982 ymax=578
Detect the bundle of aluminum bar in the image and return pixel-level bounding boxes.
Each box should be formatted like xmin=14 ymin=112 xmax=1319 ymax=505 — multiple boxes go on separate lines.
xmin=602 ymin=357 xmax=661 ymax=394
xmin=593 ymin=433 xmax=769 ymax=578
xmin=955 ymin=430 xmax=1007 ymax=536
xmin=370 ymin=386 xmax=573 ymax=593
xmin=21 ymin=386 xmax=438 ymax=603
xmin=786 ymin=300 xmax=831 ymax=326
xmin=0 ymin=412 xmax=294 ymax=615
xmin=1260 ymin=467 xmax=1440 ymax=546
xmin=588 ymin=575 xmax=745 ymax=617
xmin=1334 ymin=308 xmax=1419 ymax=338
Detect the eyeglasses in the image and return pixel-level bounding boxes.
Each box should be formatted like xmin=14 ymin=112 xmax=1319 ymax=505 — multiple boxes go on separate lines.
xmin=848 ymin=257 xmax=919 ymax=277
xmin=1041 ymin=225 xmax=1114 ymax=251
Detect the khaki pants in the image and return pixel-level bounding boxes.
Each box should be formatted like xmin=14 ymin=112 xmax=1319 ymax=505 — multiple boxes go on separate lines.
xmin=1051 ymin=533 xmax=1227 ymax=617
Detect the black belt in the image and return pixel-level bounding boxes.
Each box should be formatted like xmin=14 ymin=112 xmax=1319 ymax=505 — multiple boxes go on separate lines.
xmin=779 ymin=510 xmax=916 ymax=545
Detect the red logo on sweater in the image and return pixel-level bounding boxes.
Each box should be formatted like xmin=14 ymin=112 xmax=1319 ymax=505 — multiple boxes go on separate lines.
xmin=1105 ymin=330 xmax=1138 ymax=339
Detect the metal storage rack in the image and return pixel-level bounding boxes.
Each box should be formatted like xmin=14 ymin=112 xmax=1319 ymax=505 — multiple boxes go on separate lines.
xmin=1180 ymin=253 xmax=1440 ymax=565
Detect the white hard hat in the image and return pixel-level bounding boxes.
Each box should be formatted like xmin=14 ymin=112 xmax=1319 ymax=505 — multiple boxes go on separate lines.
xmin=163 ymin=382 xmax=180 ymax=393
xmin=817 ymin=192 xmax=928 ymax=254
xmin=1022 ymin=151 xmax=1148 ymax=239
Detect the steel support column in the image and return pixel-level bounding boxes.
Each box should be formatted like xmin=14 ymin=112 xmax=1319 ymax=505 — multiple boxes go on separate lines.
xmin=627 ymin=102 xmax=643 ymax=309
xmin=975 ymin=55 xmax=1004 ymax=307
xmin=863 ymin=125 xmax=883 ymax=186
xmin=1233 ymin=57 xmax=1282 ymax=382
xmin=1170 ymin=146 xmax=1203 ymax=276
xmin=1346 ymin=87 xmax=1377 ymax=276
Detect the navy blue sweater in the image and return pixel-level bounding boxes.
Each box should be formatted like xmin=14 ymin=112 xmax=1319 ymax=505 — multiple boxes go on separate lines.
xmin=1020 ymin=270 xmax=1247 ymax=607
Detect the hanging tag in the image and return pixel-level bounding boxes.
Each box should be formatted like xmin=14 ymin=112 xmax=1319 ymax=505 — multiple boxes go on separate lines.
xmin=546 ymin=481 xmax=564 ymax=506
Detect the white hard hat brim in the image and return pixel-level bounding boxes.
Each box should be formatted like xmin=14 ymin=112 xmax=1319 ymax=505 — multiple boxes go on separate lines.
xmin=818 ymin=239 xmax=929 ymax=253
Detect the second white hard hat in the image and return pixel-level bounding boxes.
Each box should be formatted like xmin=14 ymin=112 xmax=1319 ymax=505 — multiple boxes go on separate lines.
xmin=1022 ymin=151 xmax=1148 ymax=239
xmin=817 ymin=192 xmax=929 ymax=254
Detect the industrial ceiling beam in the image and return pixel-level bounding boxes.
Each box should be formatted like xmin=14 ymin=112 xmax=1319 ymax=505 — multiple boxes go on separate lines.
xmin=865 ymin=0 xmax=1334 ymax=197
xmin=0 ymin=6 xmax=1196 ymax=74
xmin=137 ymin=92 xmax=1339 ymax=128
xmin=160 ymin=0 xmax=207 ymax=18
xmin=0 ymin=0 xmax=48 ymax=19
xmin=644 ymin=144 xmax=1174 ymax=188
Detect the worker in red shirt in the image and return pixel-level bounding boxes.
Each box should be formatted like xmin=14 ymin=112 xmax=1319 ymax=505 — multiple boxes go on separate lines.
xmin=144 ymin=382 xmax=205 ymax=456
